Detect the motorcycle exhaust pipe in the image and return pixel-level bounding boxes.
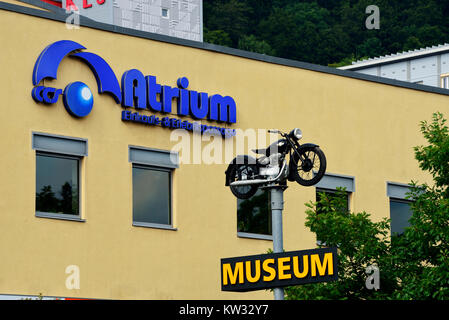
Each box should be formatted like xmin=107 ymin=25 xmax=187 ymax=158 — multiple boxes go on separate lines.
xmin=230 ymin=162 xmax=287 ymax=187
xmin=230 ymin=179 xmax=272 ymax=186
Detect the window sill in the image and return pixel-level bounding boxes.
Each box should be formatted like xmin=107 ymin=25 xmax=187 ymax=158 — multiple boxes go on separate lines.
xmin=132 ymin=222 xmax=177 ymax=231
xmin=237 ymin=232 xmax=273 ymax=241
xmin=36 ymin=212 xmax=85 ymax=222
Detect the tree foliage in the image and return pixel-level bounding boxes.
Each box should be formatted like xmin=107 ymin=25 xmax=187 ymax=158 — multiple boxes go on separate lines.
xmin=36 ymin=182 xmax=77 ymax=215
xmin=395 ymin=113 xmax=449 ymax=299
xmin=285 ymin=112 xmax=449 ymax=299
xmin=204 ymin=0 xmax=449 ymax=66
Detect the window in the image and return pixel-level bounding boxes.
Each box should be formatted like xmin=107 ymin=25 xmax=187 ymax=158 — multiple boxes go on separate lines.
xmin=32 ymin=132 xmax=87 ymax=221
xmin=314 ymin=173 xmax=355 ymax=244
xmin=132 ymin=165 xmax=172 ymax=226
xmin=316 ymin=188 xmax=350 ymax=215
xmin=441 ymin=74 xmax=449 ymax=89
xmin=237 ymin=189 xmax=272 ymax=240
xmin=161 ymin=8 xmax=169 ymax=18
xmin=387 ymin=182 xmax=413 ymax=236
xmin=389 ymin=199 xmax=412 ymax=236
xmin=315 ymin=188 xmax=350 ymax=244
xmin=314 ymin=173 xmax=354 ymax=212
xmin=36 ymin=153 xmax=79 ymax=215
xmin=129 ymin=146 xmax=178 ymax=230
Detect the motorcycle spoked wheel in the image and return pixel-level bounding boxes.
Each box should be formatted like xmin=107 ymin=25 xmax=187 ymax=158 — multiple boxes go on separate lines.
xmin=291 ymin=146 xmax=326 ymax=186
xmin=228 ymin=163 xmax=259 ymax=199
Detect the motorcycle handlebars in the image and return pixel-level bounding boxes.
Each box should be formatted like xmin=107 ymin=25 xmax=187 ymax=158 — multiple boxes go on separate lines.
xmin=268 ymin=129 xmax=286 ymax=136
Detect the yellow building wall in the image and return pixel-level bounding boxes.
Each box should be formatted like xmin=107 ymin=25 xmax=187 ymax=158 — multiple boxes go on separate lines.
xmin=0 ymin=6 xmax=445 ymax=299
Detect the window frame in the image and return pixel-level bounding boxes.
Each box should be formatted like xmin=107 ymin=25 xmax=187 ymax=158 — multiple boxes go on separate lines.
xmin=32 ymin=132 xmax=88 ymax=157
xmin=389 ymin=198 xmax=413 ymax=236
xmin=131 ymin=163 xmax=176 ymax=231
xmin=35 ymin=151 xmax=84 ymax=222
xmin=161 ymin=7 xmax=169 ymax=19
xmin=316 ymin=187 xmax=351 ymax=212
xmin=315 ymin=187 xmax=351 ymax=246
xmin=314 ymin=172 xmax=355 ymax=245
xmin=441 ymin=73 xmax=449 ymax=89
xmin=387 ymin=182 xmax=414 ymax=236
xmin=32 ymin=132 xmax=87 ymax=222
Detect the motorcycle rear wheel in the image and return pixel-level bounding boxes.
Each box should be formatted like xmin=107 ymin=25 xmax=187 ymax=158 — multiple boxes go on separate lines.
xmin=228 ymin=164 xmax=259 ymax=199
xmin=291 ymin=146 xmax=326 ymax=186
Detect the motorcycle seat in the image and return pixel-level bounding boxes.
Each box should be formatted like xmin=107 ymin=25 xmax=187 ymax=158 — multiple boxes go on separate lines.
xmin=252 ymin=148 xmax=267 ymax=155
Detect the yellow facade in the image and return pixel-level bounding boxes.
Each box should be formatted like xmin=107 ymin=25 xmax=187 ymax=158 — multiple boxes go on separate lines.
xmin=0 ymin=2 xmax=446 ymax=299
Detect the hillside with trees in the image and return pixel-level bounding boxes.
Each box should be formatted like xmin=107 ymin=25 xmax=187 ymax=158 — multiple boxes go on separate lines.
xmin=204 ymin=0 xmax=449 ymax=67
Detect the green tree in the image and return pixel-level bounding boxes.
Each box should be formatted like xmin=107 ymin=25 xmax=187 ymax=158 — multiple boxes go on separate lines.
xmin=204 ymin=0 xmax=252 ymax=45
xmin=258 ymin=2 xmax=345 ymax=64
xmin=203 ymin=27 xmax=233 ymax=47
xmin=36 ymin=185 xmax=59 ymax=213
xmin=285 ymin=188 xmax=397 ymax=300
xmin=203 ymin=0 xmax=449 ymax=66
xmin=403 ymin=36 xmax=423 ymax=52
xmin=356 ymin=37 xmax=383 ymax=59
xmin=237 ymin=35 xmax=276 ymax=56
xmin=59 ymin=182 xmax=75 ymax=215
xmin=393 ymin=112 xmax=449 ymax=299
xmin=285 ymin=112 xmax=449 ymax=300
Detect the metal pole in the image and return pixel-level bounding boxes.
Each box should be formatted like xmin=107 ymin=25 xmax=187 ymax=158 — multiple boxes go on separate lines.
xmin=270 ymin=184 xmax=286 ymax=300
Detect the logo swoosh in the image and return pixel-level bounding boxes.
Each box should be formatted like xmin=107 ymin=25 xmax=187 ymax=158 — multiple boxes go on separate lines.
xmin=32 ymin=40 xmax=121 ymax=104
xmin=71 ymin=52 xmax=122 ymax=104
xmin=32 ymin=40 xmax=86 ymax=85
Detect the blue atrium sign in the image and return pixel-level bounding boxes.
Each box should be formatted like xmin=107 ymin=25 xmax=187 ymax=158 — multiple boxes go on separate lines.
xmin=31 ymin=40 xmax=237 ymax=137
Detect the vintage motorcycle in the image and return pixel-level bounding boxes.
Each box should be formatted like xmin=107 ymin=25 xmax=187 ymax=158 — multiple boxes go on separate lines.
xmin=225 ymin=128 xmax=326 ymax=199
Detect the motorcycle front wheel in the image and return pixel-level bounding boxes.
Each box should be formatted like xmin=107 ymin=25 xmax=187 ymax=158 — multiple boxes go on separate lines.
xmin=228 ymin=163 xmax=259 ymax=199
xmin=291 ymin=146 xmax=326 ymax=186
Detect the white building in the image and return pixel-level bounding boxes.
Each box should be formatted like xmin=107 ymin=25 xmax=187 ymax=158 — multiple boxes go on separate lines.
xmin=38 ymin=0 xmax=203 ymax=41
xmin=339 ymin=44 xmax=449 ymax=89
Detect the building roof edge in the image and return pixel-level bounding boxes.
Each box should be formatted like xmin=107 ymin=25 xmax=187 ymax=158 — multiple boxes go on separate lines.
xmin=3 ymin=0 xmax=449 ymax=98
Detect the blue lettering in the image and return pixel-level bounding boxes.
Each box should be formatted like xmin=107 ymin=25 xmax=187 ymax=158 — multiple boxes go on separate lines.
xmin=162 ymin=117 xmax=170 ymax=127
xmin=190 ymin=91 xmax=209 ymax=120
xmin=170 ymin=118 xmax=179 ymax=128
xmin=146 ymin=75 xmax=162 ymax=112
xmin=43 ymin=87 xmax=62 ymax=104
xmin=178 ymin=88 xmax=190 ymax=116
xmin=119 ymin=73 xmax=237 ymax=124
xmin=177 ymin=77 xmax=189 ymax=89
xmin=122 ymin=110 xmax=131 ymax=120
xmin=177 ymin=78 xmax=190 ymax=115
xmin=208 ymin=94 xmax=236 ymax=123
xmin=161 ymin=85 xmax=179 ymax=113
xmin=32 ymin=86 xmax=62 ymax=104
xmin=122 ymin=69 xmax=146 ymax=109
xmin=32 ymin=86 xmax=44 ymax=103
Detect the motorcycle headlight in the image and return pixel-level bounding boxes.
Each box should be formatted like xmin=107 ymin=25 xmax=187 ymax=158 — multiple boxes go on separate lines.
xmin=293 ymin=128 xmax=302 ymax=140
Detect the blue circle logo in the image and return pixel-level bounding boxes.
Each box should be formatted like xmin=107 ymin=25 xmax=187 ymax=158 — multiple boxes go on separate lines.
xmin=177 ymin=77 xmax=189 ymax=89
xmin=63 ymin=82 xmax=94 ymax=118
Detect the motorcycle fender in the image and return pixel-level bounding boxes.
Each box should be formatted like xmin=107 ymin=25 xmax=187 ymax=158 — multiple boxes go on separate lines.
xmin=297 ymin=143 xmax=319 ymax=152
xmin=225 ymin=155 xmax=258 ymax=186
